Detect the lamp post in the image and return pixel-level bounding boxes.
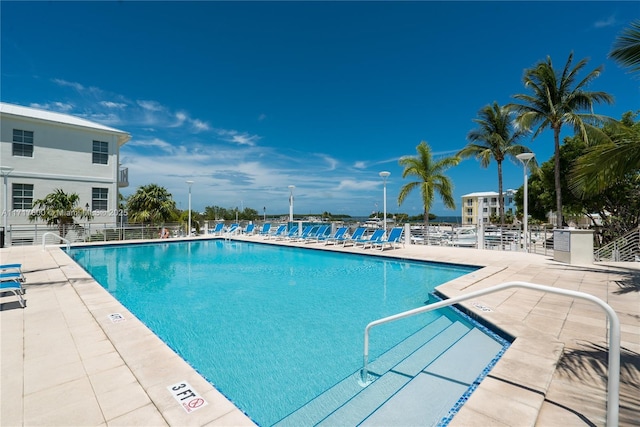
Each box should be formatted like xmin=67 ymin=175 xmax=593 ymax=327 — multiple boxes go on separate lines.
xmin=288 ymin=185 xmax=295 ymax=222
xmin=379 ymin=171 xmax=390 ymax=234
xmin=263 ymin=206 xmax=266 ymax=222
xmin=516 ymin=153 xmax=534 ymax=252
xmin=1 ymin=167 xmax=14 ymax=247
xmin=186 ymin=180 xmax=194 ymax=236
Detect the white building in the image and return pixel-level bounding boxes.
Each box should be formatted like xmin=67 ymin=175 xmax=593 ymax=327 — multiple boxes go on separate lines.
xmin=461 ymin=190 xmax=516 ymax=225
xmin=0 ymin=102 xmax=131 ymax=246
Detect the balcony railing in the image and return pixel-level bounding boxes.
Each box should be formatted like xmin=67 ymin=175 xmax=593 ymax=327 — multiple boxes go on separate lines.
xmin=119 ymin=167 xmax=129 ymax=188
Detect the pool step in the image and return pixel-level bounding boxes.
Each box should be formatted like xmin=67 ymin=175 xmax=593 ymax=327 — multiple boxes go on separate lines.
xmin=360 ymin=328 xmax=506 ymax=426
xmin=274 ymin=316 xmax=465 ymax=426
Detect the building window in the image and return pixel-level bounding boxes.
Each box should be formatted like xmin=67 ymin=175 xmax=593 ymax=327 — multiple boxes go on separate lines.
xmin=92 ymin=141 xmax=108 ymax=164
xmin=508 ymin=197 xmax=513 ymax=204
xmin=12 ymin=184 xmax=33 ymax=210
xmin=466 ymin=208 xmax=473 ymax=215
xmin=92 ymin=188 xmax=108 ymax=211
xmin=466 ymin=199 xmax=472 ymax=206
xmin=483 ymin=207 xmax=488 ymax=213
xmin=13 ymin=129 xmax=34 ymax=157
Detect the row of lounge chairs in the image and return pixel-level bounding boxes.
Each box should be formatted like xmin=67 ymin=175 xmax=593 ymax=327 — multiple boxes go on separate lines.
xmin=256 ymin=224 xmax=404 ymax=250
xmin=0 ymin=263 xmax=26 ymax=308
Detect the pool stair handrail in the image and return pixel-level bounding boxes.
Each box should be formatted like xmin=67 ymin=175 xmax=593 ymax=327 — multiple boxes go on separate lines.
xmin=42 ymin=232 xmax=71 ymax=251
xmin=360 ymin=281 xmax=621 ymax=427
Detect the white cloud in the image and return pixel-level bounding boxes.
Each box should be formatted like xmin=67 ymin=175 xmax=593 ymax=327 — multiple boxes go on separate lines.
xmin=215 ymin=129 xmax=261 ymax=146
xmin=101 ymin=101 xmax=127 ymax=109
xmin=258 ymin=113 xmax=267 ymax=121
xmin=126 ymin=137 xmax=175 ymax=152
xmin=353 ymin=161 xmax=367 ymax=169
xmin=190 ymin=118 xmax=210 ymax=132
xmin=317 ymin=154 xmax=338 ymax=171
xmin=30 ymin=101 xmax=74 ymax=112
xmin=137 ymin=100 xmax=164 ymax=112
xmin=52 ymin=78 xmax=85 ymax=91
xmin=594 ymin=15 xmax=616 ymax=28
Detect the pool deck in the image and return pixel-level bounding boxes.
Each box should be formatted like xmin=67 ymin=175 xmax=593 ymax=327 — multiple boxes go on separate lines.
xmin=1 ymin=236 xmax=639 ymax=426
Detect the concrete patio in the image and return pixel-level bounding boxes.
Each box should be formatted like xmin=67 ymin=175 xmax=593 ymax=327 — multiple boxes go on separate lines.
xmin=1 ymin=237 xmax=638 ymax=426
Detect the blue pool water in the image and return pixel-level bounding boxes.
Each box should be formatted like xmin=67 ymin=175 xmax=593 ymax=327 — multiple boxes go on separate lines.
xmin=69 ymin=240 xmax=499 ymax=426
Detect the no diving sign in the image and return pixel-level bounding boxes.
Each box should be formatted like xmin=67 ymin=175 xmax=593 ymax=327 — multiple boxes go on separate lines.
xmin=167 ymin=381 xmax=208 ymax=413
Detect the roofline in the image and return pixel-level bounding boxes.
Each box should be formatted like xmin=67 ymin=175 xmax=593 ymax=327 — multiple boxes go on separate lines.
xmin=0 ymin=102 xmax=131 ymax=146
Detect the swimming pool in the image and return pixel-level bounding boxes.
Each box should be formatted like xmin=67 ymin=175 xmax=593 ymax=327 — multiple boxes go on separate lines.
xmin=68 ymin=239 xmax=508 ymax=426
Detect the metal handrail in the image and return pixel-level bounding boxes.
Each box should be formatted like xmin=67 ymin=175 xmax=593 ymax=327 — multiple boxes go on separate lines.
xmin=360 ymin=281 xmax=620 ymax=426
xmin=42 ymin=232 xmax=71 ymax=251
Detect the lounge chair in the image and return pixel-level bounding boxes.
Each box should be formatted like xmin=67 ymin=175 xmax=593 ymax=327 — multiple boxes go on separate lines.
xmin=277 ymin=226 xmax=299 ymax=241
xmin=0 ymin=264 xmax=25 ymax=282
xmin=340 ymin=227 xmax=367 ymax=246
xmin=265 ymin=224 xmax=286 ymax=239
xmin=0 ymin=279 xmax=25 ymax=308
xmin=305 ymin=225 xmax=330 ymax=243
xmin=244 ymin=224 xmax=256 ymax=235
xmin=372 ymin=227 xmax=404 ymax=250
xmin=320 ymin=227 xmax=348 ymax=245
xmin=289 ymin=225 xmax=316 ymax=242
xmin=224 ymin=223 xmax=239 ymax=236
xmin=354 ymin=229 xmax=385 ymax=248
xmin=208 ymin=222 xmax=225 ymax=235
xmin=258 ymin=223 xmax=272 ymax=236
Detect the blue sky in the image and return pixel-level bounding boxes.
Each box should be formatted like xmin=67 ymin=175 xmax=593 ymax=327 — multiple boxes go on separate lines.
xmin=2 ymin=1 xmax=638 ymax=217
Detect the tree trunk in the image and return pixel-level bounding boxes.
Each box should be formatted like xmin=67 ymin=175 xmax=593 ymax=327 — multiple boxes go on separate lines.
xmin=497 ymin=160 xmax=504 ymax=225
xmin=554 ymin=126 xmax=563 ymax=228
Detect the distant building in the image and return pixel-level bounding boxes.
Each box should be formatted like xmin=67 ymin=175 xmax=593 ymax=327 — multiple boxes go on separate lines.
xmin=0 ymin=102 xmax=131 ymax=246
xmin=461 ymin=190 xmax=516 ymax=225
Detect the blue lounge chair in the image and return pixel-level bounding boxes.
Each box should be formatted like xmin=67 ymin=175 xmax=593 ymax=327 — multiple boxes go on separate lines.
xmin=258 ymin=223 xmax=272 ymax=236
xmin=244 ymin=224 xmax=256 ymax=235
xmin=277 ymin=226 xmax=299 ymax=240
xmin=224 ymin=223 xmax=239 ymax=236
xmin=341 ymin=227 xmax=367 ymax=247
xmin=209 ymin=223 xmax=224 ymax=235
xmin=354 ymin=229 xmax=385 ymax=248
xmin=0 ymin=280 xmax=25 ymax=308
xmin=265 ymin=224 xmax=286 ymax=239
xmin=289 ymin=225 xmax=316 ymax=242
xmin=1 ymin=264 xmax=25 ymax=282
xmin=372 ymin=227 xmax=404 ymax=250
xmin=305 ymin=225 xmax=330 ymax=243
xmin=320 ymin=227 xmax=348 ymax=245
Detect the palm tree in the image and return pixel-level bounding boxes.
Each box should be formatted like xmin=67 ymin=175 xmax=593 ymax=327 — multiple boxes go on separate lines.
xmin=570 ymin=112 xmax=640 ymax=196
xmin=28 ymin=188 xmax=93 ymax=239
xmin=126 ymin=184 xmax=177 ymax=225
xmin=609 ymin=19 xmax=640 ymax=74
xmin=457 ymin=102 xmax=532 ymax=224
xmin=509 ymin=52 xmax=613 ymax=227
xmin=398 ymin=141 xmax=459 ymax=232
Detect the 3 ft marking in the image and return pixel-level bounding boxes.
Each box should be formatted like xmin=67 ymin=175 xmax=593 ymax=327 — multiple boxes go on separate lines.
xmin=167 ymin=381 xmax=208 ymax=413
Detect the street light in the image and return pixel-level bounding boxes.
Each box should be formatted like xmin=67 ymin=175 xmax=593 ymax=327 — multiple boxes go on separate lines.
xmin=186 ymin=180 xmax=194 ymax=237
xmin=516 ymin=153 xmax=535 ymax=252
xmin=288 ymin=185 xmax=295 ymax=222
xmin=1 ymin=167 xmax=14 ymax=247
xmin=379 ymin=171 xmax=390 ymax=234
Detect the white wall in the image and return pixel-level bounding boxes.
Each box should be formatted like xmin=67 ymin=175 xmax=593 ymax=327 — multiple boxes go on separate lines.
xmin=1 ymin=114 xmax=124 ymax=231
